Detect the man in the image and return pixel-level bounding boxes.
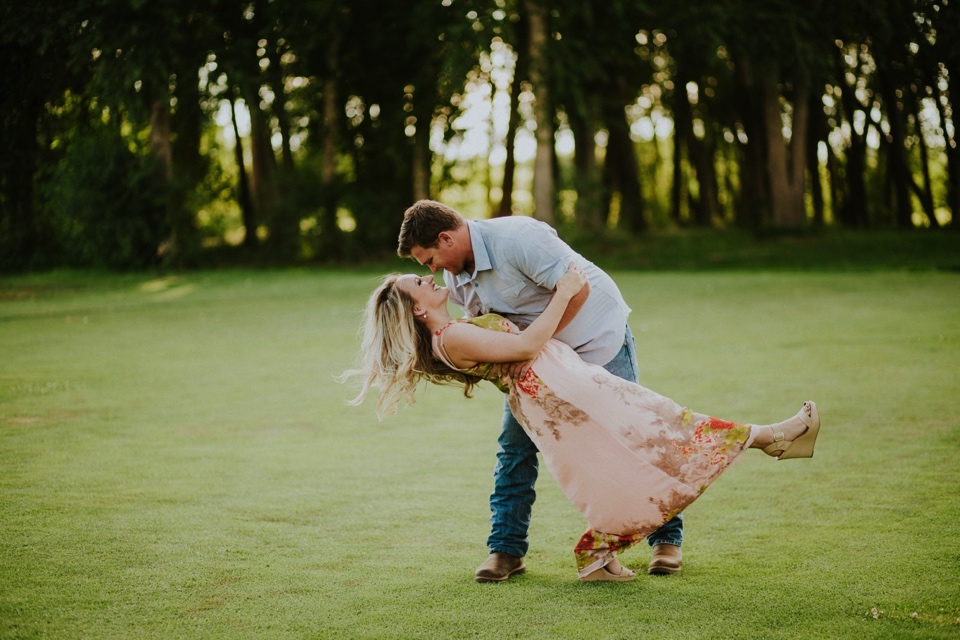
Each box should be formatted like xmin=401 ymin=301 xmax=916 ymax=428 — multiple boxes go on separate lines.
xmin=397 ymin=200 xmax=684 ymax=581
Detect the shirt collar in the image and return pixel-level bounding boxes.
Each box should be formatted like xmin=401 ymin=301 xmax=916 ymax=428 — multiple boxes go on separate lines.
xmin=453 ymin=221 xmax=491 ymax=287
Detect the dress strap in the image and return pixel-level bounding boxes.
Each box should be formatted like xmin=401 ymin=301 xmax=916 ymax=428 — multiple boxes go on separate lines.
xmin=432 ymin=320 xmax=461 ymax=370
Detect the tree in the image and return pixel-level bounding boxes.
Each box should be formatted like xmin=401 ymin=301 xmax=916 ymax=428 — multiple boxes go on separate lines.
xmin=3 ymin=0 xmax=955 ymax=271
xmin=81 ymin=0 xmax=216 ymax=261
xmin=495 ymin=7 xmax=529 ymax=218
xmin=551 ymin=0 xmax=653 ymax=231
xmin=521 ymin=0 xmax=554 ymax=224
xmin=0 ymin=2 xmax=90 ymax=268
xmin=655 ymin=3 xmax=731 ymax=227
xmin=723 ymin=1 xmax=823 ymax=229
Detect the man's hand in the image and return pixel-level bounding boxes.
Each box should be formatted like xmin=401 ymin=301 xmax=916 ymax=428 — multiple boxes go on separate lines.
xmin=502 ymin=359 xmax=535 ymax=382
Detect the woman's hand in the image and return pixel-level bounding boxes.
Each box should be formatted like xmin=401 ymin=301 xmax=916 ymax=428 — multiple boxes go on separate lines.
xmin=556 ymin=262 xmax=588 ymax=299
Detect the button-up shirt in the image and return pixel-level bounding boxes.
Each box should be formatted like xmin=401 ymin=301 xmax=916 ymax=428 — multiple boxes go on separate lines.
xmin=444 ymin=216 xmax=631 ymax=366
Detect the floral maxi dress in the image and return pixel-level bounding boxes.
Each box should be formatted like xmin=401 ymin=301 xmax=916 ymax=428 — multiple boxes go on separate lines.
xmin=433 ymin=314 xmax=757 ymax=578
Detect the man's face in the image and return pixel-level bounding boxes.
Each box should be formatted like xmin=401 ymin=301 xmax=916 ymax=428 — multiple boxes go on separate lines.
xmin=410 ymin=232 xmax=466 ymax=274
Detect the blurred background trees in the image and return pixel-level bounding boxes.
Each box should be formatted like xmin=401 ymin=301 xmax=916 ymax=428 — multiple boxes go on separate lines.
xmin=1 ymin=0 xmax=955 ymax=270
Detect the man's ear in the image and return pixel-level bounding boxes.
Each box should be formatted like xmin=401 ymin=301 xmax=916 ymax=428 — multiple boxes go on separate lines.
xmin=437 ymin=231 xmax=454 ymax=246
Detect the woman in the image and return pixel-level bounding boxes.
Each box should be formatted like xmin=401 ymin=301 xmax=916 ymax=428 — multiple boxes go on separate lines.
xmin=341 ymin=264 xmax=820 ymax=582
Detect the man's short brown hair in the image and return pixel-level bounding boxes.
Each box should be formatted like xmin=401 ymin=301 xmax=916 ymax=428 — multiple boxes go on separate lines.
xmin=397 ymin=200 xmax=465 ymax=257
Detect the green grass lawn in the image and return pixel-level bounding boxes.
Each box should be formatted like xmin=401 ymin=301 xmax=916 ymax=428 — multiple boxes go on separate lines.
xmin=1 ymin=266 xmax=958 ymax=639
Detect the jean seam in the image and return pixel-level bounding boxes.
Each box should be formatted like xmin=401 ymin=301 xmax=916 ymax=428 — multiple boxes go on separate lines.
xmin=647 ymin=539 xmax=683 ymax=547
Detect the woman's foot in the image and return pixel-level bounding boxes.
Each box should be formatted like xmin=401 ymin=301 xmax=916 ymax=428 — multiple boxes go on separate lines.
xmin=752 ymin=401 xmax=821 ymax=460
xmin=579 ymin=558 xmax=637 ymax=582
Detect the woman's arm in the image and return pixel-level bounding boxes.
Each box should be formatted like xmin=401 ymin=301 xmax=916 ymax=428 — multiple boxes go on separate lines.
xmin=555 ymin=278 xmax=590 ymax=333
xmin=441 ymin=264 xmax=587 ymax=369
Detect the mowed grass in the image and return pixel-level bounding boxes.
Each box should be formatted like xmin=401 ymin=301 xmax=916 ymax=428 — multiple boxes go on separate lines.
xmin=1 ymin=267 xmax=958 ymax=639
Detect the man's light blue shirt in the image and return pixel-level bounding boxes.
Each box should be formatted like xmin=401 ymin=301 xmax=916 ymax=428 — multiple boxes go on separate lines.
xmin=444 ymin=217 xmax=631 ymax=366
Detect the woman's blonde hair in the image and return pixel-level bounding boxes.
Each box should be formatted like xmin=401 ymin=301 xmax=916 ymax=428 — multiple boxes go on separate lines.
xmin=339 ymin=274 xmax=480 ymax=419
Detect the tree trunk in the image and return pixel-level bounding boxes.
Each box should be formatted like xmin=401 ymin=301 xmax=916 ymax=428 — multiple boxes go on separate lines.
xmin=877 ymin=73 xmax=914 ymax=229
xmin=788 ymin=84 xmax=810 ymax=227
xmin=227 ymin=90 xmax=257 ymax=248
xmin=722 ymin=143 xmax=738 ymax=223
xmin=267 ymin=45 xmax=295 ymax=174
xmin=149 ymin=98 xmax=174 ymax=184
xmin=412 ymin=130 xmax=431 ymax=201
xmin=320 ymin=40 xmax=342 ymax=256
xmin=933 ymin=81 xmax=959 ymax=227
xmin=907 ymin=87 xmax=939 ymax=227
xmin=807 ymin=136 xmax=824 ymax=228
xmin=498 ymin=73 xmax=520 ymax=217
xmin=169 ymin=60 xmax=205 ymax=261
xmin=570 ymin=100 xmax=602 ymax=228
xmin=688 ymin=130 xmax=719 ymax=227
xmin=732 ymin=57 xmax=768 ymax=230
xmin=148 ymin=95 xmax=178 ymax=261
xmin=603 ymin=91 xmax=645 ymax=233
xmin=761 ymin=79 xmax=808 ymax=228
xmin=671 ymin=73 xmax=690 ymax=225
xmin=0 ymin=101 xmax=39 ymax=267
xmin=410 ymin=72 xmax=434 ymax=202
xmin=524 ymin=0 xmax=554 ymax=224
xmin=497 ymin=14 xmax=528 ymax=217
xmin=838 ymin=70 xmax=869 ymax=228
xmin=807 ymin=90 xmax=826 ymax=227
xmin=249 ymin=103 xmax=277 ymax=222
xmin=600 ymin=140 xmax=616 ymax=228
xmin=672 ymin=64 xmax=718 ymax=227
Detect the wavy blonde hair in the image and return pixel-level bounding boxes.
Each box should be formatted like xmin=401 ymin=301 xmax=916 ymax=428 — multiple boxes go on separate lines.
xmin=339 ymin=274 xmax=480 ymax=419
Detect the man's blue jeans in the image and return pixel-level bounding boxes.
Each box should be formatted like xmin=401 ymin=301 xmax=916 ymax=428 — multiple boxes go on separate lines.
xmin=487 ymin=325 xmax=684 ymax=557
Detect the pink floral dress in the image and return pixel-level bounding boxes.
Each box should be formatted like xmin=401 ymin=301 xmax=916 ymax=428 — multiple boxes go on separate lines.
xmin=433 ymin=314 xmax=757 ymax=578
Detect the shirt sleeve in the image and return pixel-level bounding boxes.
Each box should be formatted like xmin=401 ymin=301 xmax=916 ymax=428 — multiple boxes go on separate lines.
xmin=506 ymin=221 xmax=575 ymax=289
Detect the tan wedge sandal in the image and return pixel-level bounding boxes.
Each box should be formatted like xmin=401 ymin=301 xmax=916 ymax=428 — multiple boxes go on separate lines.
xmin=763 ymin=401 xmax=821 ymax=460
xmin=579 ymin=560 xmax=637 ymax=582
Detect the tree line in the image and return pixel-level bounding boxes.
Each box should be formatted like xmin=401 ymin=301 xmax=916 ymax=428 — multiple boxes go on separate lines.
xmin=1 ymin=0 xmax=956 ymax=269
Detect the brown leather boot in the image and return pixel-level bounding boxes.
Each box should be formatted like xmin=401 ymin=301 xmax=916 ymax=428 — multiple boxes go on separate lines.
xmin=648 ymin=543 xmax=682 ymax=575
xmin=475 ymin=552 xmax=526 ymax=582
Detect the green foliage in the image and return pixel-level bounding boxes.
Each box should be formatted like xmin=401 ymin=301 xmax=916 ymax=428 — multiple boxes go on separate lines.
xmin=189 ymin=149 xmax=242 ymax=246
xmin=41 ymin=126 xmax=170 ymax=268
xmin=344 ymin=175 xmax=411 ymax=256
xmin=1 ymin=0 xmax=955 ymax=270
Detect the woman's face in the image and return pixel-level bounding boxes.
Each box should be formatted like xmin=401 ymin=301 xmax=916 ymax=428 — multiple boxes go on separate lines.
xmin=395 ymin=274 xmax=448 ymax=311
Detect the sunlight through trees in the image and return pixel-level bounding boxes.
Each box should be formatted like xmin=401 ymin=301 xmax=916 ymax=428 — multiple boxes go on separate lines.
xmin=1 ymin=0 xmax=956 ymax=269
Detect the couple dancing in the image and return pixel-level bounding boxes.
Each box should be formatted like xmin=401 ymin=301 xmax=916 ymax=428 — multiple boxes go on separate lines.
xmin=342 ymin=200 xmax=821 ymax=582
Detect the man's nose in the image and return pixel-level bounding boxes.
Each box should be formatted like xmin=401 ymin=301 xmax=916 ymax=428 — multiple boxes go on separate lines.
xmin=427 ymin=264 xmax=438 ymax=273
